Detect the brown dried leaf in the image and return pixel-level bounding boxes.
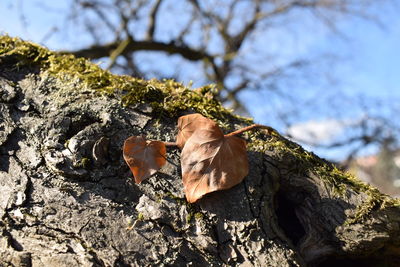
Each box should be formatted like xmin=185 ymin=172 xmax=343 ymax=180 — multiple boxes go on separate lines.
xmin=176 ymin=113 xmax=214 ymax=149
xmin=123 ymin=136 xmax=166 ymax=183
xmin=181 ymin=122 xmax=249 ymax=203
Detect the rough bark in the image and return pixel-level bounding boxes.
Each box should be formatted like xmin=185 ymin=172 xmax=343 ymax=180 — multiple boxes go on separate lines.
xmin=1 ymin=37 xmax=400 ymax=267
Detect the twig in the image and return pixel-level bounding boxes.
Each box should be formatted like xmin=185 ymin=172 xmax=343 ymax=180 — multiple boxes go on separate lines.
xmin=224 ymin=124 xmax=272 ymax=137
xmin=164 ymin=141 xmax=177 ymax=147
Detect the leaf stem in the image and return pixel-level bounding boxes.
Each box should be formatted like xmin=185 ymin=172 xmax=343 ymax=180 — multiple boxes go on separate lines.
xmin=224 ymin=124 xmax=272 ymax=137
xmin=164 ymin=141 xmax=178 ymax=147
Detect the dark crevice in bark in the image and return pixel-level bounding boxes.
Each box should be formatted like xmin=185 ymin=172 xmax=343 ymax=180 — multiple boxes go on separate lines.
xmin=0 ymin=128 xmax=22 ymax=171
xmin=113 ymin=254 xmax=130 ymax=267
xmin=0 ymin=222 xmax=24 ymax=251
xmin=65 ymin=112 xmax=102 ymax=140
xmin=211 ymin=223 xmax=229 ymax=264
xmin=275 ymin=190 xmax=306 ymax=247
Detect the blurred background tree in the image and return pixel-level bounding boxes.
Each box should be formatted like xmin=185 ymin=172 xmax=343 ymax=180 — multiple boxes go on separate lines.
xmin=1 ymin=0 xmax=399 ymax=195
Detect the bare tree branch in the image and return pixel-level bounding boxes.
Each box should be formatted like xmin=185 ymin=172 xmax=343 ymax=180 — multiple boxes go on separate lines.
xmin=145 ymin=0 xmax=164 ymax=40
xmin=79 ymin=0 xmax=118 ymax=34
xmin=63 ymin=39 xmax=215 ymax=62
xmin=226 ymin=0 xmax=262 ymax=52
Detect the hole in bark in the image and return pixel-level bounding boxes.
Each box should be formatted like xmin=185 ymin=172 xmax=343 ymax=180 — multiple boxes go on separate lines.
xmin=0 ymin=129 xmax=24 ymax=172
xmin=64 ymin=112 xmax=102 ymax=141
xmin=65 ymin=114 xmax=96 ymax=139
xmin=275 ymin=190 xmax=305 ymax=246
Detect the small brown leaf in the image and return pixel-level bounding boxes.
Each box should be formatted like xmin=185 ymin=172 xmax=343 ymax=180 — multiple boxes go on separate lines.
xmin=181 ymin=122 xmax=249 ymax=203
xmin=123 ymin=136 xmax=166 ymax=183
xmin=176 ymin=113 xmax=214 ymax=149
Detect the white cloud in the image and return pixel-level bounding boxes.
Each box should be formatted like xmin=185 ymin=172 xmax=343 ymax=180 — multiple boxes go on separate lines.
xmin=287 ymin=119 xmax=347 ymax=144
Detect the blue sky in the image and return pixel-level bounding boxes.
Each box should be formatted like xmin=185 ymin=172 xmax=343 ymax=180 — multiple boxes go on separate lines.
xmin=1 ymin=0 xmax=399 ymax=160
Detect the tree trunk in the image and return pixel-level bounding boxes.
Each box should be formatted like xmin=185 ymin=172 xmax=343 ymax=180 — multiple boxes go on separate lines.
xmin=1 ymin=36 xmax=399 ymax=267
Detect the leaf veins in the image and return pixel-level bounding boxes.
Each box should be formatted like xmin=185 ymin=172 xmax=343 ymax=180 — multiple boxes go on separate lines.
xmin=180 ymin=116 xmax=249 ymax=203
xmin=176 ymin=113 xmax=214 ymax=149
xmin=123 ymin=136 xmax=166 ymax=183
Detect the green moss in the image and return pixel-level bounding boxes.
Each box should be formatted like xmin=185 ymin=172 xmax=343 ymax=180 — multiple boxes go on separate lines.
xmin=0 ymin=35 xmax=239 ymax=122
xmin=159 ymin=192 xmax=202 ymax=224
xmin=137 ymin=213 xmax=145 ymax=221
xmin=248 ymin=129 xmax=353 ymax=193
xmin=346 ymin=189 xmax=393 ymax=225
xmin=0 ymin=36 xmax=51 ymax=67
xmin=74 ymin=157 xmax=90 ymax=169
xmin=162 ymin=192 xmax=187 ymax=205
xmin=80 ymin=157 xmax=90 ymax=169
xmin=246 ymin=129 xmax=400 ymax=224
xmin=194 ymin=212 xmax=204 ymax=220
xmin=185 ymin=213 xmax=193 ymax=224
xmin=185 ymin=210 xmax=205 ymax=224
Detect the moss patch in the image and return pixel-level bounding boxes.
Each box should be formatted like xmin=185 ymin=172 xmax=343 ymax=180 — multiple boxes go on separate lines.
xmin=75 ymin=157 xmax=90 ymax=169
xmin=246 ymin=130 xmax=400 ymax=224
xmin=137 ymin=213 xmax=145 ymax=221
xmin=0 ymin=35 xmax=244 ymax=123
